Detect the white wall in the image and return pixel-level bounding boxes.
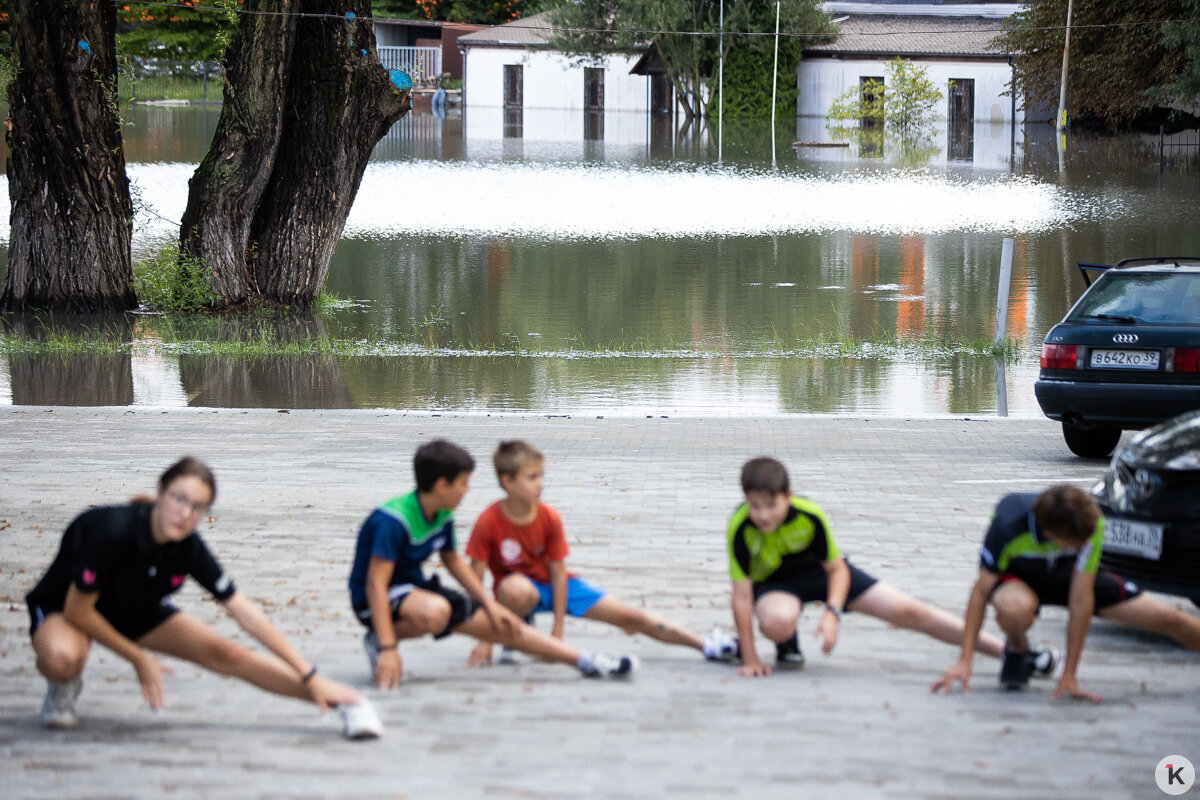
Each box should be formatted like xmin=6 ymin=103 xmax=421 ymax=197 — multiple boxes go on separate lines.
xmin=463 ymin=47 xmax=649 ymax=113
xmin=797 ymin=58 xmax=1019 ymax=123
xmin=464 ymin=107 xmax=652 ymax=147
xmin=792 ymin=115 xmax=1019 ymax=168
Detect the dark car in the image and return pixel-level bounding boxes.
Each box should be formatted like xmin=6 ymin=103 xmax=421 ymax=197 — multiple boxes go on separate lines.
xmin=1036 ymin=256 xmax=1200 ymax=458
xmin=1095 ymin=410 xmax=1200 ymax=606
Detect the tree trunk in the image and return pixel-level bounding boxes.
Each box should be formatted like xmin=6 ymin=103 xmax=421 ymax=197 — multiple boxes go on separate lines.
xmin=182 ymin=0 xmax=410 ymax=308
xmin=248 ymin=0 xmax=410 ymax=305
xmin=178 ymin=0 xmax=298 ymax=304
xmin=2 ymin=0 xmax=134 ymax=312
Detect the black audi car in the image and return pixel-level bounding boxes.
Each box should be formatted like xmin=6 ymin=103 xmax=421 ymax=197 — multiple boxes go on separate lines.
xmin=1035 ymin=257 xmax=1200 ymax=458
xmin=1096 ymin=411 xmax=1200 ymax=606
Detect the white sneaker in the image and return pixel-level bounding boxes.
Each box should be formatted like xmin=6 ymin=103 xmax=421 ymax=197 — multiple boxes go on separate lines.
xmin=41 ymin=677 xmax=82 ymax=729
xmin=338 ymin=697 xmax=384 ymax=740
xmin=579 ymin=651 xmax=639 ymax=680
xmin=496 ymin=646 xmax=524 ymax=665
xmin=702 ymin=627 xmax=741 ymax=662
xmin=1028 ymin=646 xmax=1060 ymax=678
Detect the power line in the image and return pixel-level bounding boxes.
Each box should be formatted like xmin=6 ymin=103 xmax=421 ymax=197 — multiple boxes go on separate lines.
xmin=116 ymin=1 xmax=1200 ymax=41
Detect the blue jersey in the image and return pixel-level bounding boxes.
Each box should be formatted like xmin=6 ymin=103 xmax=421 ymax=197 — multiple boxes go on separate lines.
xmin=348 ymin=491 xmax=456 ymax=608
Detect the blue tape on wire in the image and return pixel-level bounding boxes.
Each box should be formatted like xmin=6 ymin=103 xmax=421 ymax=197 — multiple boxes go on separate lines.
xmin=389 ymin=69 xmax=412 ymax=91
xmin=345 ymin=11 xmax=356 ymax=21
xmin=78 ymin=40 xmax=90 ymax=53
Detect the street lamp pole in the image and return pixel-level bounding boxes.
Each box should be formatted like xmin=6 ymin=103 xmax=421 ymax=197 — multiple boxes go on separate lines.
xmin=718 ymin=0 xmax=724 ymax=164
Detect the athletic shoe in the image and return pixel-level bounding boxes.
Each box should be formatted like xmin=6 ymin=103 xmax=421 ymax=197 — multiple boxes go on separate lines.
xmin=702 ymin=627 xmax=741 ymax=662
xmin=1027 ymin=646 xmax=1059 ymax=679
xmin=999 ymin=647 xmax=1032 ymax=690
xmin=496 ymin=646 xmax=524 ymax=665
xmin=578 ymin=650 xmax=639 ymax=679
xmin=41 ymin=677 xmax=82 ymax=729
xmin=775 ymin=633 xmax=806 ymax=668
xmin=363 ymin=631 xmax=380 ymax=675
xmin=338 ymin=697 xmax=384 ymax=740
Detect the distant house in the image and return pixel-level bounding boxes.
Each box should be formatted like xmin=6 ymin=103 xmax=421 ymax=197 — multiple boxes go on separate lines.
xmin=457 ymin=12 xmax=654 ymax=143
xmin=799 ymin=3 xmax=1024 ymax=123
xmin=373 ymin=18 xmax=486 ymax=82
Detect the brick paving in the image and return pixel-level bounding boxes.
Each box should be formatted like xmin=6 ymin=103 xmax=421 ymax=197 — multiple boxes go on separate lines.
xmin=0 ymin=408 xmax=1196 ymax=799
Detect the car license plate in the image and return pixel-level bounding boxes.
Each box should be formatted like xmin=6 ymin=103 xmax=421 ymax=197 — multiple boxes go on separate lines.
xmin=1089 ymin=349 xmax=1160 ymax=369
xmin=1103 ymin=516 xmax=1164 ymax=560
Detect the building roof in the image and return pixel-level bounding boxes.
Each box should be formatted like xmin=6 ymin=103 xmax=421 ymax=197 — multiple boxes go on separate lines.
xmin=805 ymin=13 xmax=1011 ymax=59
xmin=824 ymin=2 xmax=1021 ymax=19
xmin=456 ymin=11 xmax=556 ymax=48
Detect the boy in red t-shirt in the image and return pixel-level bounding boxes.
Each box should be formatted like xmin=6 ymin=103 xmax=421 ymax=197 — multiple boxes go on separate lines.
xmin=466 ymin=440 xmax=734 ymax=666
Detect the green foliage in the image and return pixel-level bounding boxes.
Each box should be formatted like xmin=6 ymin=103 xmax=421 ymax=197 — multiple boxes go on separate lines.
xmin=133 ymin=243 xmax=217 ymax=313
xmin=549 ymin=0 xmax=831 ymax=120
xmin=826 ymin=59 xmax=942 ymax=132
xmin=116 ymin=1 xmax=239 ymax=63
xmin=995 ymin=0 xmax=1192 ymax=126
xmin=372 ymin=0 xmax=535 ymax=24
xmin=719 ymin=41 xmax=802 ymax=120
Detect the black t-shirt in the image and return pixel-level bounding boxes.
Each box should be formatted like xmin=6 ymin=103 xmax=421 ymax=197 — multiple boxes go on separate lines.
xmin=25 ymin=503 xmax=236 ymax=621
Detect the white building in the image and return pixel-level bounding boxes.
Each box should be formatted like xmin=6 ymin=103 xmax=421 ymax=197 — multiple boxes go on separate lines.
xmin=458 ymin=12 xmax=658 ymax=145
xmin=799 ymin=3 xmax=1023 ymax=123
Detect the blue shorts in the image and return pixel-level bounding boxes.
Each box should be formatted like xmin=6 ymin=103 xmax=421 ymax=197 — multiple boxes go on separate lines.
xmin=531 ymin=577 xmax=606 ymax=617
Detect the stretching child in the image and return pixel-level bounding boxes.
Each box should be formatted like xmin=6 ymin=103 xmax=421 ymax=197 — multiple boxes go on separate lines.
xmin=464 ymin=440 xmax=734 ymax=667
xmin=726 ymin=456 xmax=1031 ymax=678
xmin=932 ymin=485 xmax=1200 ymax=701
xmin=348 ymin=439 xmax=638 ymax=686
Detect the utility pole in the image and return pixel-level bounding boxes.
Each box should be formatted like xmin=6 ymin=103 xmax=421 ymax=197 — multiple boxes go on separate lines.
xmin=1056 ymin=0 xmax=1073 ymax=132
xmin=771 ymin=1 xmax=780 ymax=168
xmin=718 ymin=0 xmax=724 ymax=164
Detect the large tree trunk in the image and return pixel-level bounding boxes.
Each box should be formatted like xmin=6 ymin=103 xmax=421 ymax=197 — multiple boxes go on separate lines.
xmin=2 ymin=0 xmax=134 ymax=312
xmin=183 ymin=0 xmax=410 ymax=308
xmin=248 ymin=0 xmax=410 ymax=305
xmin=178 ymin=0 xmax=298 ymax=304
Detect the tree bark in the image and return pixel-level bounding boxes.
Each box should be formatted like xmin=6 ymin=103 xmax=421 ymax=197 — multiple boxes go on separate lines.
xmin=183 ymin=0 xmax=410 ymax=308
xmin=248 ymin=0 xmax=410 ymax=305
xmin=178 ymin=0 xmax=297 ymax=304
xmin=2 ymin=0 xmax=135 ymax=312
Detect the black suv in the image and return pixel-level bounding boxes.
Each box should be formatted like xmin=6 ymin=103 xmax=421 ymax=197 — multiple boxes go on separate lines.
xmin=1035 ymin=257 xmax=1200 ymax=458
xmin=1095 ymin=410 xmax=1200 ymax=606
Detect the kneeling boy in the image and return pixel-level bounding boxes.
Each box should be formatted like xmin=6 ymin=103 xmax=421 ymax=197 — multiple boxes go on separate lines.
xmin=933 ymin=485 xmax=1200 ymax=701
xmin=728 ymin=456 xmax=1014 ymax=678
xmin=348 ymin=439 xmax=637 ymax=687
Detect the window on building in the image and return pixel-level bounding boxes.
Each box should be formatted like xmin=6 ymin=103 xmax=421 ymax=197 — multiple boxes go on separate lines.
xmin=584 ymin=67 xmax=605 ymax=141
xmin=503 ymin=64 xmax=523 ymax=139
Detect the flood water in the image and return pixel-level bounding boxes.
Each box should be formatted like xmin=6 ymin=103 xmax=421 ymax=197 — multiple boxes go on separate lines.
xmin=1 ymin=103 xmax=1199 ymax=415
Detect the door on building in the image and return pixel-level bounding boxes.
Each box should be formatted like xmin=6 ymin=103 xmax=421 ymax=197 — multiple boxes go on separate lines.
xmin=504 ymin=64 xmax=523 ymax=138
xmin=584 ymin=67 xmax=604 ymax=141
xmin=650 ymin=73 xmax=673 ymax=115
xmin=947 ymin=78 xmax=975 ymax=161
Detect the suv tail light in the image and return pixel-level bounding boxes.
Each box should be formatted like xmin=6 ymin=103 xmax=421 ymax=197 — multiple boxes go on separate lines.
xmin=1172 ymin=347 xmax=1200 ymax=373
xmin=1040 ymin=343 xmax=1077 ymax=370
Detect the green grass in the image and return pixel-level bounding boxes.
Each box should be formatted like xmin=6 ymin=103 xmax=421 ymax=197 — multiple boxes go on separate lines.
xmin=133 ymin=244 xmax=218 ymax=313
xmin=0 ymin=316 xmax=1030 ymax=364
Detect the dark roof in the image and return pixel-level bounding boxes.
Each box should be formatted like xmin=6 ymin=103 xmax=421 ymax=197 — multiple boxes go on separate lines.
xmin=805 ymin=14 xmax=1010 ymax=59
xmin=456 ymin=11 xmax=556 ymax=47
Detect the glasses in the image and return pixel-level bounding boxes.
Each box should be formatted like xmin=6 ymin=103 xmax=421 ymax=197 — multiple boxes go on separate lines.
xmin=164 ymin=489 xmax=210 ymax=516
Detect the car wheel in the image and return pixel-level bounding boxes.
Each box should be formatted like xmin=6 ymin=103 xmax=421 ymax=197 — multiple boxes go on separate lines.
xmin=1061 ymin=423 xmax=1121 ymax=459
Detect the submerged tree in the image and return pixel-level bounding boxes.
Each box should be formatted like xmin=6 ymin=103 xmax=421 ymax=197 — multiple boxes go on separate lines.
xmin=181 ymin=0 xmax=411 ymax=307
xmin=827 ymin=58 xmax=943 ymax=133
xmin=2 ymin=0 xmax=135 ymax=312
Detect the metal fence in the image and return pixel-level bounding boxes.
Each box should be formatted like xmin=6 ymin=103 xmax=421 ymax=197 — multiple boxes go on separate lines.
xmin=1159 ymin=126 xmax=1200 ymax=174
xmin=377 ymin=46 xmax=442 ymax=84
xmin=122 ymin=58 xmax=223 ymax=104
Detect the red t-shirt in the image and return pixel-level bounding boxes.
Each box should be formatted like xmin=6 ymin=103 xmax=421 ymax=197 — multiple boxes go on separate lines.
xmin=466 ymin=501 xmax=573 ymax=586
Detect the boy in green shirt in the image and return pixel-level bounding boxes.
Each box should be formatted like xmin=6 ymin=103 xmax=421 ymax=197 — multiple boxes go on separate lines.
xmin=727 ymin=456 xmax=1017 ymax=677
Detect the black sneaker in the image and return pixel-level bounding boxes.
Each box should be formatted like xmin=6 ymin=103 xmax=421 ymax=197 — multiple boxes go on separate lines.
xmin=999 ymin=647 xmax=1032 ymax=690
xmin=775 ymin=633 xmax=806 ymax=668
xmin=1027 ymin=646 xmax=1059 ymax=679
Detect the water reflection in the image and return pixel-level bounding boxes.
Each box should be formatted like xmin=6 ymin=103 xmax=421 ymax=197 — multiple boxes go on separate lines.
xmin=2 ymin=107 xmax=1199 ymax=415
xmin=1 ymin=316 xmax=134 ymax=406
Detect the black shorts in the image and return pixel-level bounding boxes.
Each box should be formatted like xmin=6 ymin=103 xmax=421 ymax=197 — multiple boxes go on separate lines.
xmin=992 ymin=568 xmax=1142 ymax=611
xmin=752 ymin=561 xmax=879 ymax=608
xmin=28 ymin=599 xmax=180 ymax=641
xmin=353 ymin=574 xmax=476 ymax=639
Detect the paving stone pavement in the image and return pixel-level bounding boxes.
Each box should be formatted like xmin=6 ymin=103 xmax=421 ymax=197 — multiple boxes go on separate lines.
xmin=0 ymin=408 xmax=1196 ymax=799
